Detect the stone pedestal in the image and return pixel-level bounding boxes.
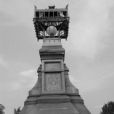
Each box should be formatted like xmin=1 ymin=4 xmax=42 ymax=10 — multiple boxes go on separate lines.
xmin=20 ymin=41 xmax=91 ymax=114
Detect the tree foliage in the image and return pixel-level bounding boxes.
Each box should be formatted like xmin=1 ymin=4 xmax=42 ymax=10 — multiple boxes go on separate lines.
xmin=101 ymin=101 xmax=114 ymax=114
xmin=0 ymin=104 xmax=5 ymax=114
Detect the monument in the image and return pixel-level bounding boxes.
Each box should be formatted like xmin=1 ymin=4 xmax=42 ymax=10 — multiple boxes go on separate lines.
xmin=19 ymin=5 xmax=91 ymax=114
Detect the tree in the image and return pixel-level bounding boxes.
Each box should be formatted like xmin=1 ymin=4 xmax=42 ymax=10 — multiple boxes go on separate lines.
xmin=14 ymin=107 xmax=21 ymax=114
xmin=0 ymin=104 xmax=5 ymax=114
xmin=101 ymin=101 xmax=114 ymax=114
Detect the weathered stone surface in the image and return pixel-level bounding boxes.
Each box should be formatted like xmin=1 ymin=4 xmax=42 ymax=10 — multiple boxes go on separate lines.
xmin=20 ymin=57 xmax=91 ymax=114
xmin=39 ymin=45 xmax=65 ymax=61
xmin=20 ymin=102 xmax=79 ymax=114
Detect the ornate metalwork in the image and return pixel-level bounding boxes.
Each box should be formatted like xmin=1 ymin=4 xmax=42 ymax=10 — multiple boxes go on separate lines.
xmin=33 ymin=5 xmax=69 ymax=40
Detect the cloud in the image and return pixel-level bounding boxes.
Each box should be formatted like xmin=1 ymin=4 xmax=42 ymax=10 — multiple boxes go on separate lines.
xmin=10 ymin=82 xmax=23 ymax=91
xmin=69 ymin=0 xmax=114 ymax=60
xmin=70 ymin=75 xmax=101 ymax=93
xmin=0 ymin=0 xmax=34 ymax=26
xmin=0 ymin=56 xmax=8 ymax=68
xmin=20 ymin=69 xmax=36 ymax=77
xmin=0 ymin=68 xmax=37 ymax=92
xmin=68 ymin=56 xmax=114 ymax=94
xmin=18 ymin=69 xmax=37 ymax=89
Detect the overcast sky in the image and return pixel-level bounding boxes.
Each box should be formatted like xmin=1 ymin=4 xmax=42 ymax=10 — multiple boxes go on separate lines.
xmin=0 ymin=0 xmax=114 ymax=114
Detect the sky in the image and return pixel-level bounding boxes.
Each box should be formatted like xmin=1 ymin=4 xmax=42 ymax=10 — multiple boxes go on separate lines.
xmin=0 ymin=0 xmax=114 ymax=114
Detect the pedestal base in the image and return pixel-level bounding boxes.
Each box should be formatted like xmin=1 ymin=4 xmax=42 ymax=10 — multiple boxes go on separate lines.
xmin=20 ymin=94 xmax=90 ymax=114
xmin=18 ymin=45 xmax=91 ymax=114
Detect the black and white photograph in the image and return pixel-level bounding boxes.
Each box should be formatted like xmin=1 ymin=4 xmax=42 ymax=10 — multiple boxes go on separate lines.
xmin=0 ymin=0 xmax=114 ymax=114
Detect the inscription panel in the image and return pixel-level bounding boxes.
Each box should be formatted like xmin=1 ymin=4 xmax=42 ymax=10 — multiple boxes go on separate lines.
xmin=44 ymin=62 xmax=61 ymax=71
xmin=42 ymin=60 xmax=65 ymax=94
xmin=45 ymin=73 xmax=62 ymax=92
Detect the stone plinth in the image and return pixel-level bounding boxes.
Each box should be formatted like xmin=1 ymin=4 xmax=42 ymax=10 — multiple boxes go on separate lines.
xmin=20 ymin=43 xmax=91 ymax=114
